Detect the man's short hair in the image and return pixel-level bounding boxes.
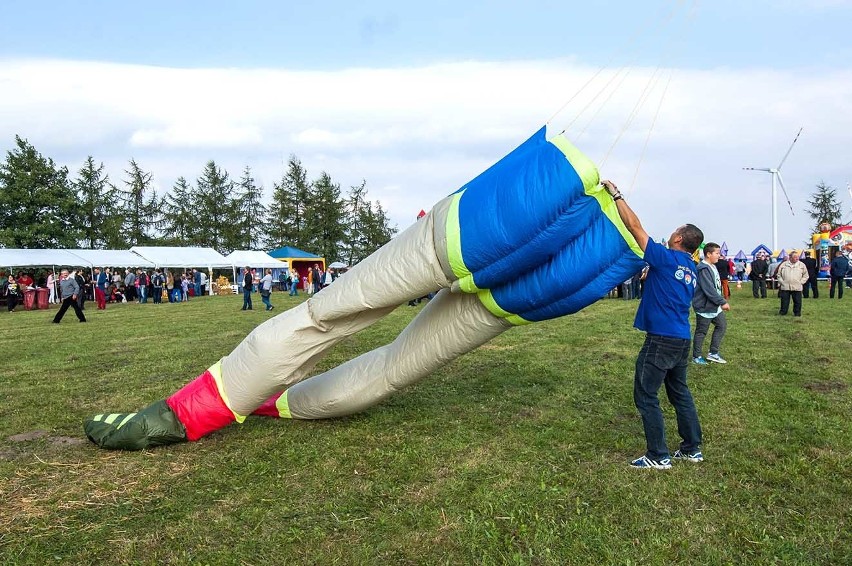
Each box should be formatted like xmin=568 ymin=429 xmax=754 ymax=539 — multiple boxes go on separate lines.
xmin=703 ymin=242 xmax=720 ymax=256
xmin=677 ymin=224 xmax=704 ymax=254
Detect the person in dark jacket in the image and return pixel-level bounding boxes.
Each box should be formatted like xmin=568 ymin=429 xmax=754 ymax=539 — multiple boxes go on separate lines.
xmin=801 ymin=251 xmax=819 ymax=298
xmin=829 ymin=250 xmax=849 ymax=299
xmin=715 ymin=253 xmax=731 ymax=299
xmin=242 ymin=266 xmax=253 ymax=310
xmin=74 ymin=270 xmax=87 ymax=310
xmin=692 ymin=242 xmax=730 ymax=365
xmin=750 ymin=253 xmax=769 ymax=298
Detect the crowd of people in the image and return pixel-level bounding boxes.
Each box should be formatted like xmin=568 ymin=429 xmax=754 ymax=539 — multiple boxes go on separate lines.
xmin=0 ymin=267 xmax=210 ymax=315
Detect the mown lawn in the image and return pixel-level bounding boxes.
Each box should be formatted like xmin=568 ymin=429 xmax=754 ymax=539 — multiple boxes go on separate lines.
xmin=0 ymin=286 xmax=850 ymax=564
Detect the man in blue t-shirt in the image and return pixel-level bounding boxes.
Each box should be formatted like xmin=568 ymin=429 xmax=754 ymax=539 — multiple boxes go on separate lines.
xmin=602 ymin=180 xmax=705 ymax=470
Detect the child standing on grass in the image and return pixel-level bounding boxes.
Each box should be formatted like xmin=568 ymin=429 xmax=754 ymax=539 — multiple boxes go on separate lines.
xmin=692 ymin=242 xmax=730 ymax=365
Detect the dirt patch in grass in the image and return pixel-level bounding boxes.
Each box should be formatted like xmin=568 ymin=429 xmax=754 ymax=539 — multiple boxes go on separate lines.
xmin=8 ymin=430 xmax=50 ymax=442
xmin=803 ymin=380 xmax=848 ymax=394
xmin=49 ymin=436 xmax=87 ymax=447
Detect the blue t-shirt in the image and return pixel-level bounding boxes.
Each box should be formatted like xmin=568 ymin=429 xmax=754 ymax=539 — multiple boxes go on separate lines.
xmin=633 ymin=239 xmax=697 ymax=339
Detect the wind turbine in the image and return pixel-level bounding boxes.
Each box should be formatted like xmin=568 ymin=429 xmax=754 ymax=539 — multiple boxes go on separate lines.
xmin=743 ymin=127 xmax=803 ymax=252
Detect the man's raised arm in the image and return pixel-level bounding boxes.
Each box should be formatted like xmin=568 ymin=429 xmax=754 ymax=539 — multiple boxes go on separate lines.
xmin=601 ymin=180 xmax=649 ymax=252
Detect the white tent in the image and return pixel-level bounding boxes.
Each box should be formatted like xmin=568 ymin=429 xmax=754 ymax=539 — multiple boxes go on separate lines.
xmin=66 ymin=249 xmax=154 ymax=268
xmin=130 ymin=246 xmax=232 ymax=268
xmin=224 ymin=250 xmax=285 ymax=269
xmin=225 ymin=250 xmax=288 ymax=292
xmin=0 ymin=248 xmax=91 ymax=268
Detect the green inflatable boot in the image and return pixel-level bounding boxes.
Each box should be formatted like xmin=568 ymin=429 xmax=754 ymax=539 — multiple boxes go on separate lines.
xmin=84 ymin=400 xmax=187 ymax=450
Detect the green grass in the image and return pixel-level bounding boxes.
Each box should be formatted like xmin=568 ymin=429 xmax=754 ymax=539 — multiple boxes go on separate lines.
xmin=1 ymin=287 xmax=850 ymax=565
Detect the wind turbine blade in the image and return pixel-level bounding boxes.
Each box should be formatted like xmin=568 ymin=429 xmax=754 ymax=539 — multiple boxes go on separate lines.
xmin=743 ymin=167 xmax=771 ymax=172
xmin=776 ymin=172 xmax=795 ymax=216
xmin=777 ymin=127 xmax=803 ymax=170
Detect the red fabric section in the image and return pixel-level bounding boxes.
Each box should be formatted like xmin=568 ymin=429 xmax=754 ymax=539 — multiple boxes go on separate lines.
xmin=166 ymin=371 xmax=235 ymax=441
xmin=95 ymin=288 xmax=106 ymax=309
xmin=251 ymin=393 xmax=285 ymax=418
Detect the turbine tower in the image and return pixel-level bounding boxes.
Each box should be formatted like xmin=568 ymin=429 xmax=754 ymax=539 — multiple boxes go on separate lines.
xmin=743 ymin=127 xmax=803 ymax=252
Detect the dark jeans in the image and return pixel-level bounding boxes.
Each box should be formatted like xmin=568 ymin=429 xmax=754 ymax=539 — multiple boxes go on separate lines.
xmin=7 ymin=294 xmax=18 ymax=311
xmin=153 ymin=287 xmax=163 ymax=303
xmin=634 ymin=334 xmax=702 ymax=461
xmin=829 ymin=276 xmax=844 ymax=299
xmin=802 ymin=277 xmax=819 ymax=298
xmin=692 ymin=311 xmax=727 ymax=358
xmin=779 ymin=290 xmax=803 ymax=315
xmin=54 ymin=296 xmax=87 ymax=322
xmin=242 ymin=288 xmax=253 ymax=310
xmin=752 ymin=278 xmax=766 ymax=298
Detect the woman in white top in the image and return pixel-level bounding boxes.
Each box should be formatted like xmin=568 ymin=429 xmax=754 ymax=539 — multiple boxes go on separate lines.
xmin=259 ymin=269 xmax=274 ymax=311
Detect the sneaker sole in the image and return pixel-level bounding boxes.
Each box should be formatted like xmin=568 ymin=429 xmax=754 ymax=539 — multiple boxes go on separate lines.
xmin=707 ymin=358 xmax=727 ymax=364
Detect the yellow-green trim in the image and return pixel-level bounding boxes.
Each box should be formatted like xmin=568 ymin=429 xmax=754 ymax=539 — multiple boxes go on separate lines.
xmin=275 ymin=391 xmax=292 ymax=419
xmin=549 ymin=134 xmax=600 ymax=192
xmin=115 ymin=413 xmax=137 ymax=430
xmin=208 ymin=360 xmax=247 ymax=424
xmin=476 ymin=289 xmax=532 ymax=326
xmin=445 ymin=190 xmax=481 ymax=293
xmin=550 ymin=134 xmax=644 ymax=259
xmin=104 ymin=413 xmax=120 ymax=424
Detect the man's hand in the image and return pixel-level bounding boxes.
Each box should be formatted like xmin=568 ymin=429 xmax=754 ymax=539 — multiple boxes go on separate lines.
xmin=601 ymin=180 xmax=622 ymax=200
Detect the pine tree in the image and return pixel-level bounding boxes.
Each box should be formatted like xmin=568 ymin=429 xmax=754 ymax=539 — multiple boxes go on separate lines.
xmin=305 ymin=171 xmax=345 ymax=261
xmin=75 ymin=156 xmax=122 ymax=249
xmin=266 ymin=156 xmax=311 ymax=250
xmin=805 ymin=181 xmax=843 ymax=234
xmin=235 ymin=166 xmax=267 ymax=250
xmin=362 ymin=199 xmax=397 ymax=255
xmin=120 ymin=158 xmax=160 ymax=246
xmin=343 ymin=180 xmax=369 ymax=265
xmin=0 ymin=136 xmax=79 ymax=248
xmin=195 ymin=160 xmax=239 ymax=254
xmin=160 ymin=176 xmax=196 ymax=245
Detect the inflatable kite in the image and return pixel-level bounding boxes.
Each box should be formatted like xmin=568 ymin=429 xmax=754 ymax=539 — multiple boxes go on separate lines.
xmin=84 ymin=127 xmax=645 ymax=450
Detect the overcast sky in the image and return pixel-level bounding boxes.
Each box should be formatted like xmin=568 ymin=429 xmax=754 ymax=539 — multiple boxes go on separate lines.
xmin=2 ymin=0 xmax=851 ymax=255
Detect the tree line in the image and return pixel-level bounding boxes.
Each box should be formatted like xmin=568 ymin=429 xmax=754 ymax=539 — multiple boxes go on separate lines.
xmin=0 ymin=136 xmax=398 ymax=264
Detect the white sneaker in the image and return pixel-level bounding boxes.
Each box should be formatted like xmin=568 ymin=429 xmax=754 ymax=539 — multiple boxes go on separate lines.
xmin=707 ymin=353 xmax=727 ymax=364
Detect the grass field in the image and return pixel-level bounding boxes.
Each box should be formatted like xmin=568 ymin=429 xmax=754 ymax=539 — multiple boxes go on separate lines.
xmin=0 ymin=286 xmax=850 ymax=564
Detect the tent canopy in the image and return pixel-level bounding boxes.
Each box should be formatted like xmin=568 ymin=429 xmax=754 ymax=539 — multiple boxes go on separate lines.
xmin=734 ymin=250 xmax=747 ymax=260
xmin=0 ymin=248 xmax=150 ymax=269
xmin=751 ymin=244 xmax=772 ymax=257
xmin=130 ymin=246 xmax=232 ymax=268
xmin=0 ymin=248 xmax=91 ymax=268
xmin=66 ymin=249 xmax=154 ymax=268
xmin=268 ymin=246 xmax=322 ymax=259
xmin=328 ymin=261 xmax=348 ymax=269
xmin=225 ymin=250 xmax=285 ymax=269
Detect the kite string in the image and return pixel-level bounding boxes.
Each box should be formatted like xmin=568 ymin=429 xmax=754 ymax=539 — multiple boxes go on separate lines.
xmin=545 ymin=0 xmax=685 ymax=129
xmin=626 ymin=68 xmax=674 ymax=197
xmin=598 ymin=65 xmax=665 ymax=170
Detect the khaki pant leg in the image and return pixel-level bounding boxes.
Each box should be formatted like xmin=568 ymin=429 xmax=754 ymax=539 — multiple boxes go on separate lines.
xmin=221 ymin=199 xmax=454 ymax=416
xmin=284 ymin=289 xmax=511 ymax=419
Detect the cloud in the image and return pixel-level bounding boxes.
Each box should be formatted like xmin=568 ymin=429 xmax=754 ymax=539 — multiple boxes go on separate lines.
xmin=0 ymin=57 xmax=850 ymax=252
